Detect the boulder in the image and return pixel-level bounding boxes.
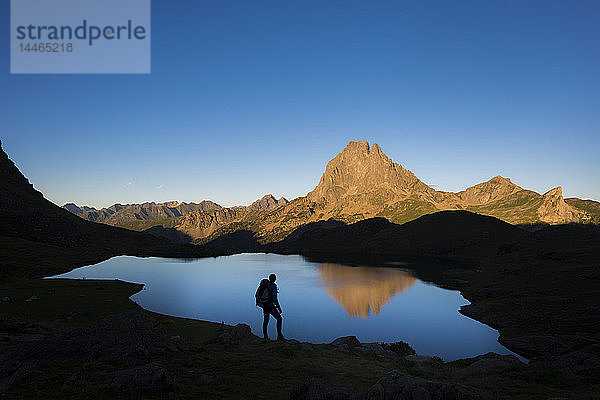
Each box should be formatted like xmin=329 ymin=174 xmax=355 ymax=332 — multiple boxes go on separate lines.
xmin=219 ymin=324 xmax=253 ymax=342
xmin=331 ymin=336 xmax=361 ymax=348
xmin=457 ymin=353 xmax=524 ymax=377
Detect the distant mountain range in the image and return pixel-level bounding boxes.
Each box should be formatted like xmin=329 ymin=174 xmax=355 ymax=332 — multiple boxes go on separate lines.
xmin=63 ymin=141 xmax=598 ymax=244
xmin=0 ymin=140 xmax=236 ymax=278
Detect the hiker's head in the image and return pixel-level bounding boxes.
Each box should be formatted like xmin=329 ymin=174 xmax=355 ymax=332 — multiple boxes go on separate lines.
xmin=269 ymin=273 xmax=276 ymax=283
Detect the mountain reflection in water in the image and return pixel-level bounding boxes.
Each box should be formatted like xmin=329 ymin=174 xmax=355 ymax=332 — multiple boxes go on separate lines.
xmin=318 ymin=263 xmax=417 ymax=318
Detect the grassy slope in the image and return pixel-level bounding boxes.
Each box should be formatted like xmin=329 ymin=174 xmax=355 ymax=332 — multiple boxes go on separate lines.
xmin=117 ymin=217 xmax=184 ymax=231
xmin=565 ymin=198 xmax=600 ymax=223
xmin=465 ymin=190 xmax=543 ymax=224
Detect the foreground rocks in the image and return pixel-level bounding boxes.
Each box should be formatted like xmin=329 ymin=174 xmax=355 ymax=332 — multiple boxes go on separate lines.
xmin=218 ymin=323 xmax=254 ymax=342
xmin=330 ymin=336 xmax=400 ymax=357
xmin=0 ymin=311 xmax=187 ymax=394
xmin=501 ymin=332 xmax=600 ymax=372
xmin=103 ymin=363 xmax=174 ymax=392
xmin=297 ymin=370 xmax=491 ymax=400
xmin=456 ymin=352 xmax=524 ymax=378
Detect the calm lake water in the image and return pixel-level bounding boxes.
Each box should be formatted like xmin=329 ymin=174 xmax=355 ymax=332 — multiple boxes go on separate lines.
xmin=52 ymin=253 xmax=518 ymax=360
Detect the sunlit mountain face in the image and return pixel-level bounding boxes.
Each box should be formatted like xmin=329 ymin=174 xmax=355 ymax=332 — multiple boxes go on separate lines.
xmin=317 ymin=263 xmax=417 ymax=318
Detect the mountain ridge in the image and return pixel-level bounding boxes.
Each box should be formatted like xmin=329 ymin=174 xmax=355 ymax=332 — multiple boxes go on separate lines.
xmin=63 ymin=140 xmax=596 ymax=244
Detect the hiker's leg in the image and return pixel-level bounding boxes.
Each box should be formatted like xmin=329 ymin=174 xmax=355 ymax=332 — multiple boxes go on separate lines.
xmin=262 ymin=308 xmax=269 ymax=338
xmin=272 ymin=309 xmax=283 ymax=338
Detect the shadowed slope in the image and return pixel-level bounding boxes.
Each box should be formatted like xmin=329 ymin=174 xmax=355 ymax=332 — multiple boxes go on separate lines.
xmin=0 ymin=141 xmax=232 ymax=278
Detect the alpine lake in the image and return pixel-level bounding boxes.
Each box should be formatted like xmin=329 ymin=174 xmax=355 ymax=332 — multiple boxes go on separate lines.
xmin=50 ymin=253 xmax=521 ymax=361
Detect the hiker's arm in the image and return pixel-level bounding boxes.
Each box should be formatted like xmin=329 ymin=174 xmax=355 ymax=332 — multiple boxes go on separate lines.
xmin=270 ymin=286 xmax=282 ymax=312
xmin=273 ymin=287 xmax=282 ymax=313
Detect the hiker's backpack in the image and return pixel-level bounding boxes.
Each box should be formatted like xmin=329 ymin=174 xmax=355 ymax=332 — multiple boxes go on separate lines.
xmin=256 ymin=279 xmax=271 ymax=307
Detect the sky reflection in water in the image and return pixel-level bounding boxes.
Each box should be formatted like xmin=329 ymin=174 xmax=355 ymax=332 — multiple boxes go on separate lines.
xmin=53 ymin=253 xmax=518 ymax=360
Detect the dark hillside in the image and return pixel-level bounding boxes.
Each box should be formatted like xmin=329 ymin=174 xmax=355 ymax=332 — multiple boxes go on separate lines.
xmin=270 ymin=210 xmax=527 ymax=262
xmin=0 ymin=141 xmax=230 ymax=278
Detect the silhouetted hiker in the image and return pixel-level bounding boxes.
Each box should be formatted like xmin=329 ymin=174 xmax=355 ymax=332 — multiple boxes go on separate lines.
xmin=255 ymin=273 xmax=284 ymax=340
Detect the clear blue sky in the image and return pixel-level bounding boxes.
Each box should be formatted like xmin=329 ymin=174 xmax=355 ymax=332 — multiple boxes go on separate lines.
xmin=1 ymin=0 xmax=599 ymax=208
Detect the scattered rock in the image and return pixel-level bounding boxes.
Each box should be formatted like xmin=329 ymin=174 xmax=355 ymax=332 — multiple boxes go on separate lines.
xmin=8 ymin=334 xmax=45 ymax=342
xmin=61 ymin=371 xmax=81 ymax=392
xmin=301 ymin=343 xmax=314 ymax=352
xmin=297 ymin=377 xmax=358 ymax=400
xmin=457 ymin=353 xmax=524 ymax=377
xmin=218 ymin=323 xmax=253 ymax=342
xmin=103 ymin=363 xmax=173 ymax=392
xmin=337 ymin=344 xmax=350 ymax=352
xmin=364 ymin=370 xmax=491 ymax=400
xmin=170 ymin=336 xmax=189 ymax=351
xmin=331 ymin=336 xmax=361 ymax=348
xmin=0 ymin=360 xmax=39 ymax=393
xmin=297 ymin=371 xmax=491 ymax=400
xmin=501 ymin=334 xmax=591 ymax=359
xmin=531 ymin=344 xmax=600 ymax=372
xmin=218 ymin=332 xmax=233 ymax=343
xmin=405 ymin=355 xmax=447 ymax=379
xmin=411 ymin=386 xmax=431 ymax=400
xmin=357 ymin=343 xmax=389 ymax=356
xmin=0 ymin=311 xmax=174 ymax=392
xmin=48 ymin=319 xmax=64 ymax=331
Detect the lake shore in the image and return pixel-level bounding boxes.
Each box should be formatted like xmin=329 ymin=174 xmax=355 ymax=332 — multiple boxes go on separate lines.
xmin=0 ymin=274 xmax=596 ymax=399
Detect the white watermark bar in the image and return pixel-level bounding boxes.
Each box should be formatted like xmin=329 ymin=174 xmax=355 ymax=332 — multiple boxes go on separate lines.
xmin=10 ymin=0 xmax=151 ymax=74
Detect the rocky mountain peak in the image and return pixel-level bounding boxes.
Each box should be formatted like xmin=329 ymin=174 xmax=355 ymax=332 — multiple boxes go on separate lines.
xmin=491 ymin=175 xmax=512 ymax=183
xmin=538 ymin=186 xmax=580 ymax=223
xmin=247 ymin=194 xmax=289 ymax=212
xmin=543 ymin=186 xmax=563 ymax=198
xmin=307 ymin=141 xmax=431 ymax=203
xmin=458 ymin=175 xmax=521 ymax=205
xmin=339 ymin=141 xmax=389 ymax=161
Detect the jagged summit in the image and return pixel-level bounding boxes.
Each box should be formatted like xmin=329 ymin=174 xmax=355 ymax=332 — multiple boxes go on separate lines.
xmin=307 ymin=141 xmax=432 ymax=204
xmin=543 ymin=186 xmax=563 ymax=197
xmin=51 ymin=139 xmax=596 ymax=243
xmin=247 ymin=194 xmax=289 ymax=212
xmin=538 ymin=186 xmax=580 ymax=223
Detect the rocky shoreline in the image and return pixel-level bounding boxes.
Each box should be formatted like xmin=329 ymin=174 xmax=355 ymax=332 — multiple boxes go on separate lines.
xmin=1 ymin=274 xmax=595 ymax=399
